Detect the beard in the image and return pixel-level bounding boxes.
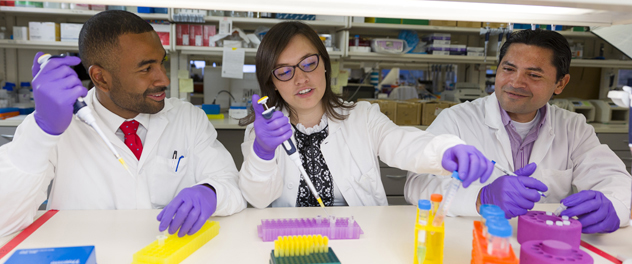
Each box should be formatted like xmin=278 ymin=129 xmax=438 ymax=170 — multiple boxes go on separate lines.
xmin=109 ymin=77 xmax=166 ymax=114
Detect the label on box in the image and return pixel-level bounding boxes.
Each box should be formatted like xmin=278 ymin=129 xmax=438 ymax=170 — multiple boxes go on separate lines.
xmin=189 ymin=25 xmax=203 ymax=46
xmin=431 ymin=51 xmax=450 ymax=55
xmin=176 ymin=24 xmax=189 ymax=46
xmin=28 ymin=22 xmax=58 ymax=41
xmin=219 ymin=19 xmax=232 ymax=35
xmin=195 ymin=35 xmax=202 ymax=46
xmin=60 ymin=23 xmax=82 ymax=42
xmin=467 ymin=52 xmax=485 ymax=57
xmin=430 ymin=40 xmax=450 ymax=45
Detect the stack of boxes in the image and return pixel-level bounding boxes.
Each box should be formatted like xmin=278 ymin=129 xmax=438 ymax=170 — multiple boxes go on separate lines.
xmin=358 ymin=99 xmax=457 ymax=126
xmin=176 ymin=24 xmax=217 ymax=47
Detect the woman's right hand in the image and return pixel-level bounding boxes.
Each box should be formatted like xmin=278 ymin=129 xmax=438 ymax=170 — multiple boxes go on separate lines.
xmin=252 ymin=94 xmax=292 ymax=160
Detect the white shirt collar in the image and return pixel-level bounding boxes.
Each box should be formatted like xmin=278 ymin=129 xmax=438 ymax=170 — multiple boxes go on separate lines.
xmin=91 ymin=88 xmax=150 ymax=131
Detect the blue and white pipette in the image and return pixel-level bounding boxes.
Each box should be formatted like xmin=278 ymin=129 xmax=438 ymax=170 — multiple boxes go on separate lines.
xmin=37 ymin=54 xmax=134 ymax=177
xmin=257 ymin=96 xmax=330 ymax=216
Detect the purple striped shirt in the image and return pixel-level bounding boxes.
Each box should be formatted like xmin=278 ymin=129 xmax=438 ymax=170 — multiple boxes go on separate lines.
xmin=499 ymin=103 xmax=548 ymax=170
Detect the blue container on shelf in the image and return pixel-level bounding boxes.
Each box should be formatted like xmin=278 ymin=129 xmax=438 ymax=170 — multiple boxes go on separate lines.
xmin=0 ymin=107 xmax=19 ymax=114
xmin=201 ymin=104 xmax=220 ymax=115
xmin=152 ymin=7 xmax=168 ymax=14
xmin=137 ymin=6 xmax=152 ymax=13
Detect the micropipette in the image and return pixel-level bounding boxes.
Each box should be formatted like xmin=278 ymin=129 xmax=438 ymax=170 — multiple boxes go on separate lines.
xmin=491 ymin=161 xmax=546 ymax=197
xmin=37 ymin=54 xmax=134 ymax=178
xmin=256 ymin=96 xmax=330 ymax=217
xmin=432 ymin=171 xmax=461 ymax=227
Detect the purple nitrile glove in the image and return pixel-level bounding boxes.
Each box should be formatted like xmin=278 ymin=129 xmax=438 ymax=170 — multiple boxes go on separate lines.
xmin=442 ymin=144 xmax=494 ymax=188
xmin=480 ymin=163 xmax=548 ymax=218
xmin=560 ymin=190 xmax=620 ymax=234
xmin=31 ymin=52 xmax=87 ymax=135
xmin=251 ymin=94 xmax=292 ymax=160
xmin=157 ymin=185 xmax=217 ymax=237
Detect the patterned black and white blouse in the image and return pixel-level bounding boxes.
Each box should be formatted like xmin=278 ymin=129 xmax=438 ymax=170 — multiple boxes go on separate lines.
xmin=294 ymin=115 xmax=336 ymax=207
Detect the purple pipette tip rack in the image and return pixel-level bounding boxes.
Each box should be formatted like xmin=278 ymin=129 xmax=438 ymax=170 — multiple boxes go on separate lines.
xmin=517 ymin=211 xmax=582 ymax=249
xmin=520 ymin=240 xmax=593 ymax=264
xmin=258 ymin=216 xmax=364 ymax=242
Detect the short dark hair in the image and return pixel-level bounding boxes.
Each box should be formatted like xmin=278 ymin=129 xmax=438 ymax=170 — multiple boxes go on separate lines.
xmin=240 ymin=21 xmax=354 ymax=126
xmin=79 ymin=10 xmax=154 ymax=70
xmin=498 ymin=29 xmax=571 ymax=82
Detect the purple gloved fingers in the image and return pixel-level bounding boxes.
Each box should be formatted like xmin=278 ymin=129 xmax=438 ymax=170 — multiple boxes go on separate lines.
xmin=560 ymin=190 xmax=620 ymax=234
xmin=158 ymin=199 xmax=183 ymax=232
xmin=514 ymin=162 xmax=537 ymax=176
xmin=442 ymin=144 xmax=493 ymax=188
xmin=581 ymin=205 xmax=619 ymax=234
xmin=504 ymin=201 xmax=529 ymax=218
xmin=516 ymin=177 xmax=548 ymax=201
xmin=157 ymin=185 xmax=217 ymax=237
xmin=251 ymin=94 xmax=293 ymax=160
xmin=169 ymin=199 xmax=194 ymax=235
xmin=31 ymin=51 xmax=45 ymax=78
xmin=561 ymin=189 xmax=596 ymax=207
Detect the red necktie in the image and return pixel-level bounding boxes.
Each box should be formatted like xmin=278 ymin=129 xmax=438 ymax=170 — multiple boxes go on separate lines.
xmin=120 ymin=120 xmax=143 ymax=160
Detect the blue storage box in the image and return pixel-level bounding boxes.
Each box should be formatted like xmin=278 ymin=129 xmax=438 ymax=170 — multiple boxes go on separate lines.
xmin=201 ymin=104 xmax=221 ymax=115
xmin=137 ymin=6 xmax=152 ymax=13
xmin=0 ymin=107 xmax=19 ymax=114
xmin=6 ymin=246 xmax=96 ymax=264
xmin=276 ymin=14 xmax=315 ymax=20
xmin=152 ymin=7 xmax=168 ymax=14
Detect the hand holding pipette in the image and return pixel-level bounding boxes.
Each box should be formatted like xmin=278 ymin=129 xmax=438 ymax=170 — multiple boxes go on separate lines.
xmin=441 ymin=144 xmax=494 ymax=188
xmin=253 ymin=94 xmax=330 ymax=216
xmin=492 ymin=161 xmax=546 ymax=197
xmin=34 ymin=52 xmax=133 ymax=177
xmin=480 ymin=162 xmax=548 ymax=218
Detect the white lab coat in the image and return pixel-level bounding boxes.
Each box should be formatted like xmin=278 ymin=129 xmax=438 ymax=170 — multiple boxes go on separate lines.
xmin=405 ymin=94 xmax=632 ymax=226
xmin=0 ymin=89 xmax=246 ymax=237
xmin=239 ymin=101 xmax=465 ymax=208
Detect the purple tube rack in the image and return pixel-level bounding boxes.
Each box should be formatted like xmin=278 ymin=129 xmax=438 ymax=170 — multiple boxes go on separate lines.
xmin=520 ymin=240 xmax=593 ymax=264
xmin=517 ymin=211 xmax=582 ymax=249
xmin=257 ymin=216 xmax=364 ymax=242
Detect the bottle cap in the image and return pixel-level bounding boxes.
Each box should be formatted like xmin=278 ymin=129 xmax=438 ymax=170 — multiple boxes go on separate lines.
xmin=418 ymin=199 xmax=431 ymax=210
xmin=430 ymin=194 xmax=443 ymax=202
xmin=487 ymin=220 xmax=512 ymax=237
xmin=481 ymin=205 xmax=505 ymax=219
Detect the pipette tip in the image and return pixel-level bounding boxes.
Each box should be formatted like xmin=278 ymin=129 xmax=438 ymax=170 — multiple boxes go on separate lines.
xmin=317 ymin=198 xmax=331 ymax=217
xmin=118 ymin=158 xmax=134 ymax=177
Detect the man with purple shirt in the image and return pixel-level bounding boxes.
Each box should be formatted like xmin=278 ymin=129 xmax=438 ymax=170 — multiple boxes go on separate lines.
xmin=405 ymin=29 xmax=631 ymax=234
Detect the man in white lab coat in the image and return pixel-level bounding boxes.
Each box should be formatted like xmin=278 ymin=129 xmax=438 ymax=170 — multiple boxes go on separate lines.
xmin=405 ymin=29 xmax=631 ymax=233
xmin=0 ymin=10 xmax=246 ymax=238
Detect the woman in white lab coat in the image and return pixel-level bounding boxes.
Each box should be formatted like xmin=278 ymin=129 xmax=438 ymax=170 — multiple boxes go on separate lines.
xmin=238 ymin=21 xmax=493 ymax=208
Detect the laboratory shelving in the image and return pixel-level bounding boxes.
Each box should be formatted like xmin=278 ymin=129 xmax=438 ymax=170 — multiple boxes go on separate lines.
xmin=204 ymin=15 xmax=348 ymax=28
xmin=176 ymin=45 xmax=344 ymax=59
xmin=347 ymin=52 xmax=497 ymax=64
xmin=0 ymin=39 xmax=172 ymax=52
xmin=0 ymin=6 xmax=169 ymax=19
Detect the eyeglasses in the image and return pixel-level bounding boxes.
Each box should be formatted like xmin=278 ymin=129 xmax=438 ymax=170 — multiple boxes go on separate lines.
xmin=272 ymin=54 xmax=320 ymax=82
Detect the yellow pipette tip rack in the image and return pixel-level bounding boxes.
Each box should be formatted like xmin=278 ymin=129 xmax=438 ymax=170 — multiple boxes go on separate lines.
xmin=132 ymin=221 xmax=219 ymax=264
xmin=271 ymin=235 xmax=340 ymax=264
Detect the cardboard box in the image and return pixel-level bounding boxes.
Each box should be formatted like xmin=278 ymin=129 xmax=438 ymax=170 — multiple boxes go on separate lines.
xmin=60 ymin=23 xmax=82 ymax=42
xmin=176 ymin=24 xmax=189 ymax=46
xmin=151 ymin=23 xmax=170 ymax=45
xmin=429 ymin=20 xmax=457 ymax=27
xmin=484 ymin=22 xmax=507 ymax=28
xmin=457 ymin=21 xmax=482 ymax=28
xmin=421 ymin=101 xmax=453 ymax=126
xmin=358 ymin=98 xmax=397 ymax=122
xmin=189 ymin=24 xmax=203 ymax=46
xmin=203 ymin=25 xmax=216 ymax=47
xmin=28 ymin=22 xmax=59 ymax=41
xmin=395 ymin=101 xmax=421 ymax=125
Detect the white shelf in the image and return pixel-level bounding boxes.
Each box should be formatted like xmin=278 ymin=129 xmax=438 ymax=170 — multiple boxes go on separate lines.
xmin=0 ymin=40 xmax=171 ymax=52
xmin=347 ymin=52 xmax=497 ymax=64
xmin=0 ymin=39 xmax=78 ymax=50
xmin=177 ymin=45 xmax=343 ymax=58
xmin=350 ymin=22 xmax=480 ymax=33
xmin=570 ymin=59 xmax=632 ymax=68
xmin=204 ymin=16 xmax=346 ymax=27
xmin=0 ymin=6 xmax=169 ymax=19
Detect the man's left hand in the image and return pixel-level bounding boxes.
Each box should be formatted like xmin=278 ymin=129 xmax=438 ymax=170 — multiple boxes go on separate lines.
xmin=157 ymin=185 xmax=217 ymax=237
xmin=561 ymin=190 xmax=620 ymax=234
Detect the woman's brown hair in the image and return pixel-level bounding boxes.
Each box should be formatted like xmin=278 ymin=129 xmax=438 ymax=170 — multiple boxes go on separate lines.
xmin=239 ymin=21 xmax=355 ymax=126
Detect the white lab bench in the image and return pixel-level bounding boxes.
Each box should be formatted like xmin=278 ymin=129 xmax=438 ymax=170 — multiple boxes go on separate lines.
xmin=1 ymin=115 xmax=630 ymax=206
xmin=0 ymin=204 xmax=629 ymax=264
